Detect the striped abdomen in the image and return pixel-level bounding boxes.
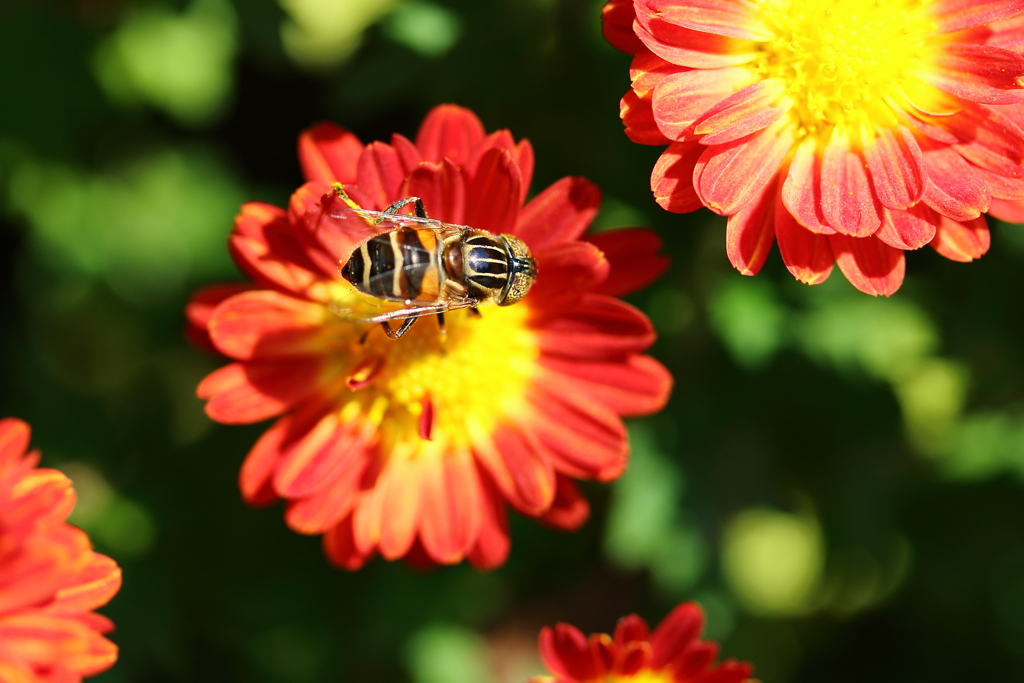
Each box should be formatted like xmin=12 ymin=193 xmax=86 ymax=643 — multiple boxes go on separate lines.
xmin=342 ymin=227 xmax=441 ymax=303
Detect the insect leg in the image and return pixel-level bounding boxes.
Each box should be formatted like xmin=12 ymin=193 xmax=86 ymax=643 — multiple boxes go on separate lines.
xmin=435 ymin=311 xmax=447 ymax=341
xmin=383 ymin=197 xmax=424 ymax=216
xmin=468 ymin=307 xmax=481 ymax=318
xmin=382 ymin=317 xmax=418 ymax=340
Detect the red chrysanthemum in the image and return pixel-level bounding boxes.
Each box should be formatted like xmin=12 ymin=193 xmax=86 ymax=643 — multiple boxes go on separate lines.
xmin=531 ymin=602 xmax=754 ymax=683
xmin=0 ymin=418 xmax=122 ymax=683
xmin=187 ymin=104 xmax=672 ymax=569
xmin=605 ymin=0 xmax=1024 ymax=295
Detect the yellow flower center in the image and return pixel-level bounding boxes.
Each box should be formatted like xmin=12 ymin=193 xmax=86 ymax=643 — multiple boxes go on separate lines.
xmin=758 ymin=0 xmax=934 ymax=135
xmin=325 ymin=287 xmax=539 ymax=454
xmin=609 ymin=670 xmax=675 ymax=683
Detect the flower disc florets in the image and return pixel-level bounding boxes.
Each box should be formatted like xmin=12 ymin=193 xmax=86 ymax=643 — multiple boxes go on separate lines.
xmin=188 ymin=105 xmax=672 ymax=569
xmin=606 ymin=0 xmax=1024 ymax=295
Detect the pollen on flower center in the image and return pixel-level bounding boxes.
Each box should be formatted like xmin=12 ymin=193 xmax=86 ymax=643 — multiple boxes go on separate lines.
xmin=759 ymin=0 xmax=932 ymax=132
xmin=610 ymin=670 xmax=675 ymax=683
xmin=340 ymin=304 xmax=538 ymax=449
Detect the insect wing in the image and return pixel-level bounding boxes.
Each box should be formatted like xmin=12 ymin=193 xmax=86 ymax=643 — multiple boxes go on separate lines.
xmin=353 ymin=293 xmax=482 ymax=324
xmin=328 ymin=208 xmax=466 ymax=234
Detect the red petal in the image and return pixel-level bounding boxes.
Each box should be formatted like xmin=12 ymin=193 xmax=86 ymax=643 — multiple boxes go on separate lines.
xmin=354 ymin=141 xmax=407 ymax=211
xmin=403 ymin=159 xmax=467 ymax=224
xmin=933 ymin=0 xmax=1024 ymax=32
xmin=229 ymin=202 xmax=332 ymax=300
xmin=587 ymin=228 xmax=669 ymax=297
xmin=415 ymin=104 xmax=486 ymax=166
xmin=635 ymin=12 xmax=758 ymax=68
xmin=198 ymin=359 xmax=327 ymax=424
xmin=919 ymin=138 xmax=992 ymax=220
xmin=695 ymin=118 xmax=794 ymax=215
xmin=0 ymin=418 xmax=29 ymax=468
xmin=273 ymin=411 xmax=375 ymax=499
xmin=530 ymin=241 xmax=610 ymax=309
xmin=775 ymin=203 xmax=834 ymax=285
xmin=288 ymin=181 xmax=367 ymax=275
xmin=526 ymin=381 xmax=628 ymax=482
xmin=322 ymin=515 xmax=373 ymax=571
xmin=781 ymin=137 xmax=832 ymax=233
xmin=239 ymin=416 xmax=289 ymax=505
xmin=298 ymin=123 xmax=362 ymax=184
xmin=990 ymin=196 xmax=1024 ymax=220
xmin=874 ymin=204 xmax=939 ymax=250
xmin=977 ymin=166 xmax=1024 ymax=199
xmin=376 ymin=457 xmax=422 ymax=559
xmin=539 ymin=624 xmax=598 ymax=680
xmin=185 ymin=283 xmax=255 ymax=352
xmin=514 ymin=139 xmax=535 ymax=202
xmin=674 ymin=641 xmax=718 ymax=679
xmin=864 ymin=126 xmax=925 ymax=210
xmin=645 ymin=0 xmax=771 ymax=41
xmin=725 ymin=177 xmax=776 ymax=275
xmin=622 ymin=89 xmax=672 ymax=145
xmin=821 ymin=129 xmax=882 ymax=236
xmin=948 ymin=103 xmax=1024 ymax=178
xmin=602 ymin=0 xmax=645 ymax=54
xmin=930 ymin=214 xmax=991 ymax=260
xmin=516 ymin=177 xmax=601 ymax=249
xmin=986 ymin=12 xmax=1024 ymax=51
xmin=419 ymin=448 xmax=482 ymax=564
xmin=464 ymin=148 xmax=522 ymax=235
xmin=613 ymin=615 xmax=649 ymax=646
xmin=652 ymin=139 xmax=705 ymax=213
xmin=830 ymin=234 xmax=906 ymax=296
xmin=284 ymin=449 xmax=370 ymax=534
xmin=651 ymin=66 xmax=757 ymax=140
xmin=922 ymin=43 xmax=1024 ymax=105
xmin=533 ymin=294 xmax=656 ymax=360
xmin=616 ymin=641 xmax=654 ymax=676
xmin=207 ymin=290 xmax=334 ymax=360
xmin=538 ymin=354 xmax=672 ymax=417
xmin=467 ymin=470 xmax=511 ymax=569
xmin=704 ymin=659 xmax=756 ymax=683
xmin=474 ymin=424 xmax=555 ymax=516
xmin=649 ymin=602 xmax=704 ymax=669
xmin=694 ymin=78 xmax=790 ymax=145
xmin=538 ymin=475 xmax=590 ymax=530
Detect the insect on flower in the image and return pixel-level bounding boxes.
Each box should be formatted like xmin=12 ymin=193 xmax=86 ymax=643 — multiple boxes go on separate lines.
xmin=330 ymin=183 xmax=538 ymax=339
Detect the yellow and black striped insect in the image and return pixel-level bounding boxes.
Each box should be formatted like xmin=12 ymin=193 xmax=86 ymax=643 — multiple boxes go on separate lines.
xmin=330 ymin=184 xmax=537 ymax=339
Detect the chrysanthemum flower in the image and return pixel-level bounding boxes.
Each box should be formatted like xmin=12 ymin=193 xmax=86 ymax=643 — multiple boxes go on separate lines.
xmin=0 ymin=418 xmax=122 ymax=683
xmin=605 ymin=0 xmax=1024 ymax=295
xmin=187 ymin=104 xmax=671 ymax=569
xmin=531 ymin=602 xmax=754 ymax=683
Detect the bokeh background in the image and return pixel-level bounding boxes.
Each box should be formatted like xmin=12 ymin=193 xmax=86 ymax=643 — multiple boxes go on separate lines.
xmin=3 ymin=0 xmax=1024 ymax=681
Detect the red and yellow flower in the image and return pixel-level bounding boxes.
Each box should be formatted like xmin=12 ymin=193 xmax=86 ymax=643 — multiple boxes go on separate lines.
xmin=605 ymin=0 xmax=1024 ymax=295
xmin=188 ymin=104 xmax=672 ymax=569
xmin=531 ymin=602 xmax=753 ymax=683
xmin=0 ymin=418 xmax=122 ymax=683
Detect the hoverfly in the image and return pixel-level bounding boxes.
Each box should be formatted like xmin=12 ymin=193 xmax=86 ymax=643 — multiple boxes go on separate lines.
xmin=329 ymin=184 xmax=537 ymax=340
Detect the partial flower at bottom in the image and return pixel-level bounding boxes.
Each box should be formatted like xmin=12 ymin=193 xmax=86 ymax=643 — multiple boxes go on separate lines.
xmin=0 ymin=418 xmax=122 ymax=683
xmin=188 ymin=104 xmax=672 ymax=569
xmin=531 ymin=602 xmax=753 ymax=683
xmin=605 ymin=0 xmax=1024 ymax=296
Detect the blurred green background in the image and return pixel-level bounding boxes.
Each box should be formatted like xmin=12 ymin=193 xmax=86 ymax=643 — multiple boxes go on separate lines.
xmin=3 ymin=0 xmax=1024 ymax=681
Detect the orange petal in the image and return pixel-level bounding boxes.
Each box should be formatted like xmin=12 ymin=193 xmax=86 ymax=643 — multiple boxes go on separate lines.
xmin=781 ymin=137 xmax=832 ymax=233
xmin=821 ymin=129 xmax=882 ymax=236
xmin=874 ymin=204 xmax=939 ymax=250
xmin=538 ymin=354 xmax=672 ymax=418
xmin=864 ymin=126 xmax=925 ymax=210
xmin=239 ymin=415 xmax=290 ymax=506
xmin=198 ymin=359 xmax=327 ymax=425
xmin=922 ymin=43 xmax=1024 ymax=105
xmin=322 ymin=514 xmax=373 ymax=571
xmin=919 ymin=138 xmax=991 ymax=220
xmin=284 ymin=448 xmax=369 ymax=534
xmin=775 ymin=204 xmax=834 ymax=285
xmin=694 ymin=78 xmax=790 ymax=145
xmin=377 ymin=456 xmax=423 ymax=559
xmin=538 ymin=475 xmax=590 ymax=531
xmin=947 ymin=103 xmax=1024 ymax=178
xmin=622 ymin=90 xmax=672 ymax=145
xmin=208 ymin=290 xmax=332 ymax=360
xmin=476 ymin=424 xmax=555 ymax=516
xmin=467 ymin=471 xmax=510 ymax=570
xmin=725 ymin=177 xmax=776 ymax=275
xmin=298 ymin=123 xmax=362 ymax=184
xmin=185 ymin=283 xmax=256 ymax=352
xmin=516 ymin=177 xmax=601 ymax=249
xmin=273 ymin=410 xmax=374 ymax=499
xmin=415 ymin=104 xmax=486 ymax=166
xmin=634 ymin=12 xmax=758 ymax=69
xmin=930 ymin=215 xmax=991 ymax=261
xmin=933 ymin=0 xmax=1024 ymax=32
xmin=48 ymin=555 xmax=121 ymax=615
xmin=830 ymin=234 xmax=906 ymax=296
xmin=419 ymin=449 xmax=483 ymax=564
xmin=652 ymin=140 xmax=705 ymax=213
xmin=989 ymin=196 xmax=1024 ymax=221
xmin=0 ymin=418 xmax=30 ymax=469
xmin=695 ymin=118 xmax=793 ymax=215
xmin=651 ymin=67 xmax=756 ymax=140
xmin=587 ymin=228 xmax=669 ymax=297
xmin=602 ymin=0 xmax=645 ymax=54
xmin=464 ymin=148 xmax=521 ymax=235
xmin=647 ymin=0 xmax=772 ymax=41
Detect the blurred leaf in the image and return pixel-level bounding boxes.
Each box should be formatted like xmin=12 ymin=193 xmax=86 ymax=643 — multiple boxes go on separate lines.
xmin=405 ymin=624 xmax=492 ymax=683
xmin=709 ymin=278 xmax=786 ymax=369
xmin=279 ymin=0 xmax=400 ymax=68
xmin=382 ymin=1 xmax=462 ymax=57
